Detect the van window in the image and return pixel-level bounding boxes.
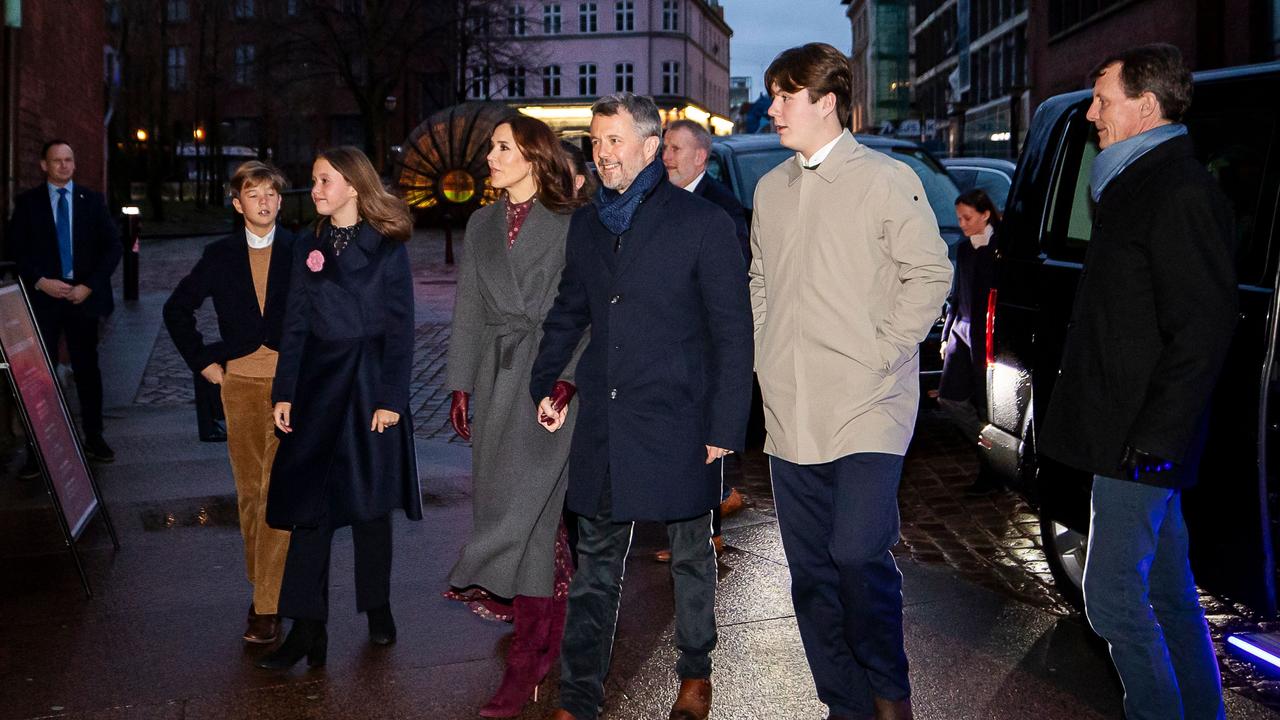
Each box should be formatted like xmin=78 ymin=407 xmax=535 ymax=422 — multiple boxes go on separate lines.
xmin=1043 ymin=94 xmax=1278 ymax=284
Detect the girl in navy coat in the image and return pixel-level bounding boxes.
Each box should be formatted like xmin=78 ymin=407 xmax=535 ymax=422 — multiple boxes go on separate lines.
xmin=256 ymin=146 xmax=421 ymax=670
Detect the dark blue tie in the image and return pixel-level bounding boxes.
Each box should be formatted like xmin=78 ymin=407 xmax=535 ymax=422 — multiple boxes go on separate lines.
xmin=56 ymin=188 xmax=73 ymax=279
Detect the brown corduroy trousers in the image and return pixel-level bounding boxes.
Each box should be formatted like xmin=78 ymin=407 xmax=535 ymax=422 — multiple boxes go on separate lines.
xmin=221 ymin=373 xmax=290 ymax=615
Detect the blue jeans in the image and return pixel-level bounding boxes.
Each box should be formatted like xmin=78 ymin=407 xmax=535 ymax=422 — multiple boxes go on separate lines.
xmin=1082 ymin=475 xmax=1224 ymax=720
xmin=770 ymin=453 xmax=910 ymax=718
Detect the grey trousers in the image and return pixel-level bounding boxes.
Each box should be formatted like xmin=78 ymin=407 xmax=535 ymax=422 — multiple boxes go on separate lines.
xmin=558 ymin=485 xmax=718 ymax=720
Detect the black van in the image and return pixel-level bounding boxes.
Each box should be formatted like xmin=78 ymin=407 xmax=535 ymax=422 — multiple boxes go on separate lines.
xmin=982 ymin=60 xmax=1280 ymax=613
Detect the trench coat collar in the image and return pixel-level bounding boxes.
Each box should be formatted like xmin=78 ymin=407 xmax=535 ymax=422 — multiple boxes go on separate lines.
xmin=786 ymin=130 xmax=860 ymax=187
xmin=474 ymin=200 xmax=528 ymax=317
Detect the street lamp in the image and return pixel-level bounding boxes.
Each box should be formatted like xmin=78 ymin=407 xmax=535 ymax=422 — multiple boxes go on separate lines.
xmin=135 ymin=128 xmax=148 ymax=142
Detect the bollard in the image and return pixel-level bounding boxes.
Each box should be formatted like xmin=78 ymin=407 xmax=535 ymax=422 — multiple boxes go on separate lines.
xmin=121 ymin=206 xmax=141 ymax=301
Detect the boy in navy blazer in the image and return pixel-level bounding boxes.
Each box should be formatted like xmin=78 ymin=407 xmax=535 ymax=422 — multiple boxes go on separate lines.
xmin=163 ymin=161 xmax=295 ymax=644
xmin=8 ymin=140 xmax=122 ymax=463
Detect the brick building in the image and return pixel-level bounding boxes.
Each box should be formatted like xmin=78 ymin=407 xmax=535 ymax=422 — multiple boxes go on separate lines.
xmin=1 ymin=2 xmax=109 ymax=260
xmin=1030 ymin=0 xmax=1278 ymax=106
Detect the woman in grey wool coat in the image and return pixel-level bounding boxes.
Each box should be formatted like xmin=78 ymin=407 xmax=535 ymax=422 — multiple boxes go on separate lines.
xmin=444 ymin=115 xmax=590 ymax=718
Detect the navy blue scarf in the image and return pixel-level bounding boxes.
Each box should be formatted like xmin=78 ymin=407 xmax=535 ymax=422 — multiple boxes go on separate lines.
xmin=594 ymin=158 xmax=666 ymax=235
xmin=1090 ymin=123 xmax=1187 ymax=202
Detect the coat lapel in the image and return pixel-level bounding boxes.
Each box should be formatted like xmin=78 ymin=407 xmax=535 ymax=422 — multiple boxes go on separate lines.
xmin=474 ymin=203 xmax=526 ymax=315
xmin=263 ymin=228 xmax=293 ymax=318
xmin=229 ymin=232 xmax=263 ymax=319
xmin=511 ymin=202 xmax=562 ymax=276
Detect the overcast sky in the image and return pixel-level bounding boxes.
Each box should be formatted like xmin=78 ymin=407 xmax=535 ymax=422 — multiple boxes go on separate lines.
xmin=724 ymin=0 xmax=853 ymax=98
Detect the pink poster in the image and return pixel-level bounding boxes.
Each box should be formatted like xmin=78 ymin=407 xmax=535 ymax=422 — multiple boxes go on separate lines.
xmin=0 ymin=284 xmax=98 ymax=537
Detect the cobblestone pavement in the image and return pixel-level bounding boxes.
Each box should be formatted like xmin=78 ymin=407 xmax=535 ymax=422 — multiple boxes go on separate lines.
xmin=127 ymin=233 xmax=1280 ymax=712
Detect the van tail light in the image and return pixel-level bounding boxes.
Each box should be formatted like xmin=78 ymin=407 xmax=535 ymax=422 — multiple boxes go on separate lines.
xmin=985 ymin=288 xmax=998 ymax=368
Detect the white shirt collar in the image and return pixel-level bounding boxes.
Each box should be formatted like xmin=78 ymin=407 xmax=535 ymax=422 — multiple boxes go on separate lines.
xmin=681 ymin=171 xmax=707 ymax=193
xmin=245 ymin=225 xmax=276 ymax=249
xmin=796 ymin=131 xmax=846 ymax=169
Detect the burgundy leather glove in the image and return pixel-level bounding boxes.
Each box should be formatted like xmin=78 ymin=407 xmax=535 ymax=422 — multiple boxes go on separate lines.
xmin=450 ymin=390 xmax=471 ymax=441
xmin=549 ymin=380 xmax=577 ymax=413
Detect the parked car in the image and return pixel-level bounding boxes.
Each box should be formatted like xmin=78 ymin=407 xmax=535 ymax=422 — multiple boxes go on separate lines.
xmin=941 ymin=157 xmax=1016 ymax=211
xmin=981 ymin=60 xmax=1280 ymax=612
xmin=708 ymin=133 xmax=964 ymax=405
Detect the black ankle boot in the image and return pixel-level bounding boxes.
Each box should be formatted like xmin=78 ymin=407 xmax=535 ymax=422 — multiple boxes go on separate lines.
xmin=367 ymin=604 xmax=396 ymax=646
xmin=254 ymin=618 xmax=327 ymax=669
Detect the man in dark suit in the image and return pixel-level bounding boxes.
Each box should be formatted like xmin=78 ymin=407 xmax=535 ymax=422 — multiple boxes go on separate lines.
xmin=163 ymin=160 xmax=295 ymax=644
xmin=9 ymin=140 xmax=122 ymax=462
xmin=663 ymin=119 xmax=750 ymax=261
xmin=655 ymin=119 xmax=750 ymax=564
xmin=1041 ymin=44 xmax=1235 ymax=720
xmin=531 ymin=92 xmax=754 ymax=720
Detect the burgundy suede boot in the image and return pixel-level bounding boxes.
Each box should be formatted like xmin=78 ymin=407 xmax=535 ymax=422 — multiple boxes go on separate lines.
xmin=537 ymin=523 xmax=575 ymax=679
xmin=479 ymin=595 xmax=554 ymax=718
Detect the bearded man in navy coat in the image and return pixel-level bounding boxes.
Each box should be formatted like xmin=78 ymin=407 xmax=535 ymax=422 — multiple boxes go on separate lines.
xmin=531 ymin=93 xmax=753 ymax=720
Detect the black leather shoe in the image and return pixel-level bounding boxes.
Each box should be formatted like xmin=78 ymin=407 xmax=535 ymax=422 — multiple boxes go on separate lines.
xmin=83 ymin=435 xmax=115 ymax=463
xmin=367 ymin=604 xmax=396 ymax=645
xmin=255 ymin=619 xmax=326 ymax=670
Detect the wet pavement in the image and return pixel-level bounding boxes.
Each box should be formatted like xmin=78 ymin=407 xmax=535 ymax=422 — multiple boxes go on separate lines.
xmin=1 ymin=230 xmax=1278 ymax=719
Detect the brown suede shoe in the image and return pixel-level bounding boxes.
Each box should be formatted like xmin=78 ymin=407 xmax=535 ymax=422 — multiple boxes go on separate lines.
xmin=655 ymin=536 xmax=725 ymax=563
xmin=719 ymin=487 xmax=745 ymax=517
xmin=669 ymin=677 xmax=711 ymax=720
xmin=244 ymin=613 xmax=281 ymax=644
xmin=549 ymin=711 xmax=578 ymax=720
xmin=874 ymin=697 xmax=914 ymax=720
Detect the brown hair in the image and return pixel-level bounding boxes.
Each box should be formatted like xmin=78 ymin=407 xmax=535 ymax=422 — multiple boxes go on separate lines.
xmin=229 ymin=160 xmax=287 ymax=199
xmin=502 ymin=116 xmax=591 ymax=214
xmin=561 ymin=139 xmax=598 ymax=198
xmin=764 ymin=43 xmax=853 ymax=128
xmin=1089 ymin=43 xmax=1193 ymax=122
xmin=315 ymin=146 xmax=413 ymax=243
xmin=956 ymin=189 xmax=1002 ymax=226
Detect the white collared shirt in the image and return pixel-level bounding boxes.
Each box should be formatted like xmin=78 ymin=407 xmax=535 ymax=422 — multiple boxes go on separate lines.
xmin=245 ymin=225 xmax=276 ymax=249
xmin=796 ymin=132 xmax=845 ymax=169
xmin=681 ymin=171 xmax=707 ymax=193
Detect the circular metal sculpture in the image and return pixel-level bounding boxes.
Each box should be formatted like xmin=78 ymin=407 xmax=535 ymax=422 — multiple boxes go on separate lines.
xmin=393 ymin=102 xmax=520 ymax=215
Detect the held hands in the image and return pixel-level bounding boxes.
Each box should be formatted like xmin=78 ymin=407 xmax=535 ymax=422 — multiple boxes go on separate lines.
xmin=1120 ymin=445 xmax=1175 ymax=482
xmin=35 ymin=277 xmax=72 ymax=299
xmin=371 ymin=409 xmax=400 ymax=433
xmin=705 ymin=446 xmax=732 ymax=464
xmin=200 ymin=363 xmax=225 ymax=385
xmin=67 ymin=285 xmax=92 ymax=304
xmin=273 ymin=402 xmax=292 ymax=433
xmin=449 ymin=390 xmax=471 ymax=441
xmin=536 ymin=381 xmax=577 ymax=433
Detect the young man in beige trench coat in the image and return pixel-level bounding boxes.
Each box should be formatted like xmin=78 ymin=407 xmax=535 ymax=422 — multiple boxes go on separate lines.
xmin=749 ymin=43 xmax=953 ymax=720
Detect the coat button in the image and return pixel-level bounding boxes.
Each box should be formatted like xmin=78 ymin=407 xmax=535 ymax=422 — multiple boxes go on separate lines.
xmin=610 ymin=294 xmax=622 ymax=304
xmin=610 ymin=388 xmax=617 ymax=400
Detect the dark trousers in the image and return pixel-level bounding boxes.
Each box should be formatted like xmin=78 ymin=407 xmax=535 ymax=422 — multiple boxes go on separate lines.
xmin=770 ymin=452 xmax=910 ymax=717
xmin=276 ymin=512 xmax=392 ymax=622
xmin=559 ymin=485 xmax=717 ymax=720
xmin=34 ymin=300 xmax=103 ymax=436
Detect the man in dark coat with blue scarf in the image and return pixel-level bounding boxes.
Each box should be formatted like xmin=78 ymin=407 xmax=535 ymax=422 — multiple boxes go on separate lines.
xmin=531 ymin=92 xmax=753 ymax=720
xmin=1041 ymin=45 xmax=1235 ymax=720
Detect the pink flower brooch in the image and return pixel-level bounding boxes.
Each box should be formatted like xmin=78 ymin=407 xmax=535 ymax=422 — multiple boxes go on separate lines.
xmin=306 ymin=250 xmax=325 ymax=272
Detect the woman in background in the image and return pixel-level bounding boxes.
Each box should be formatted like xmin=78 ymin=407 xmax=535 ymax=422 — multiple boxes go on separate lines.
xmin=939 ymin=188 xmax=1001 ymax=495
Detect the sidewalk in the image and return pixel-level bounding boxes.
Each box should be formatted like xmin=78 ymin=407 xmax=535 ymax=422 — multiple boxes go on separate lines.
xmin=0 ymin=230 xmax=1275 ymax=719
